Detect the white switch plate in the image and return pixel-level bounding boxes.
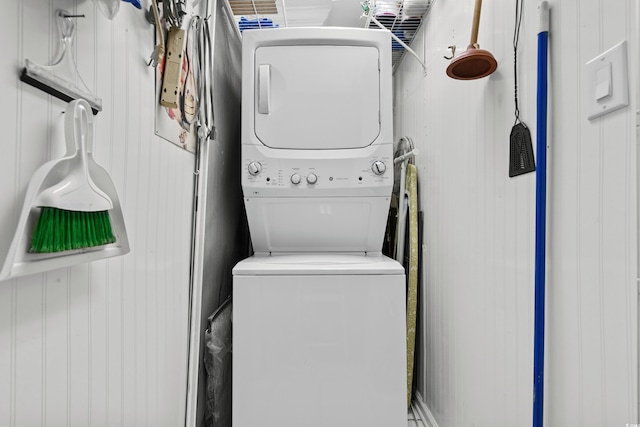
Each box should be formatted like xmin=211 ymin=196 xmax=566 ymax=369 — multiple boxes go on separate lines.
xmin=586 ymin=40 xmax=629 ymax=120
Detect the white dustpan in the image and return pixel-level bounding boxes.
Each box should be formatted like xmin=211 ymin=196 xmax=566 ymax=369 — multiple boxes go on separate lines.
xmin=0 ymin=100 xmax=129 ymax=281
xmin=34 ymin=100 xmax=112 ymax=212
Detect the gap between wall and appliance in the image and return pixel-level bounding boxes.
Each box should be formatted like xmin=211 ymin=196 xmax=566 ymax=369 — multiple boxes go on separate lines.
xmin=410 ymin=393 xmax=439 ymax=427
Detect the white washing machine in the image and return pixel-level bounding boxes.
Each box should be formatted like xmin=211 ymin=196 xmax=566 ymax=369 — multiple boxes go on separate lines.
xmin=232 ymin=254 xmax=406 ymax=427
xmin=234 ymin=28 xmax=406 ymax=426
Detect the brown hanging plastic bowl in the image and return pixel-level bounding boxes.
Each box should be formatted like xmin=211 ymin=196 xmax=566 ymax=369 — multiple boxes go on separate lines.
xmin=447 ymin=0 xmax=498 ymax=80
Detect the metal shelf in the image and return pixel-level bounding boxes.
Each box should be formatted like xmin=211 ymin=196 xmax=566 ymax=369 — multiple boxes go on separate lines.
xmin=224 ymin=0 xmax=433 ymax=72
xmin=365 ymin=0 xmax=433 ymax=72
xmin=226 ymin=0 xmax=335 ymax=30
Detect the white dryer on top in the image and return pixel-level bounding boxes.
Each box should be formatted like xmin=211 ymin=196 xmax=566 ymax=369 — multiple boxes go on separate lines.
xmin=241 ymin=27 xmax=394 ymax=254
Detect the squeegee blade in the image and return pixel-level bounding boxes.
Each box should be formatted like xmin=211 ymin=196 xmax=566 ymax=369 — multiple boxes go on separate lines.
xmin=21 ymin=59 xmax=103 ymax=114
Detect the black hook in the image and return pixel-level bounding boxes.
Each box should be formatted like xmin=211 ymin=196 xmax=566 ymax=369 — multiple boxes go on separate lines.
xmin=444 ymin=45 xmax=456 ymax=60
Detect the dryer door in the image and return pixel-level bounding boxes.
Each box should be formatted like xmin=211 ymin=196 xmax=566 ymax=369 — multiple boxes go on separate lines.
xmin=254 ymin=45 xmax=381 ymax=150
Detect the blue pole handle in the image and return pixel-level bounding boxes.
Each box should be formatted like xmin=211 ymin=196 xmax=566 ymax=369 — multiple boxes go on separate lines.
xmin=533 ymin=2 xmax=549 ymax=427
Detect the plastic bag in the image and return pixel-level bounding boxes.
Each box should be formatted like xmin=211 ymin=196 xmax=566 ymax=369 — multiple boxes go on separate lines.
xmin=204 ymin=298 xmax=232 ymax=427
xmin=93 ymin=0 xmax=120 ymax=19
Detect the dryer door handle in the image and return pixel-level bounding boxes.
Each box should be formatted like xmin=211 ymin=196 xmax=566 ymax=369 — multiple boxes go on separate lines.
xmin=258 ymin=64 xmax=271 ymax=114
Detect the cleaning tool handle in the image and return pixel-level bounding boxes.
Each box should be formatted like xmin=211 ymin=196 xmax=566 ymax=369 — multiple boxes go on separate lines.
xmin=469 ymin=0 xmax=483 ymax=47
xmin=538 ymin=1 xmax=550 ymax=35
xmin=66 ymin=99 xmax=95 ymax=156
xmin=54 ymin=11 xmax=82 ymax=79
xmin=533 ymin=2 xmax=549 ymax=426
xmin=64 ymin=99 xmax=106 ymax=211
xmin=65 ymin=99 xmax=96 ymax=196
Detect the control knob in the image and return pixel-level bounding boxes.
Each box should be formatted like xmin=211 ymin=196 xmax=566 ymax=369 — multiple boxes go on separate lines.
xmin=306 ymin=173 xmax=318 ymax=185
xmin=371 ymin=160 xmax=386 ymax=175
xmin=291 ymin=173 xmax=301 ymax=185
xmin=247 ymin=161 xmax=262 ymax=176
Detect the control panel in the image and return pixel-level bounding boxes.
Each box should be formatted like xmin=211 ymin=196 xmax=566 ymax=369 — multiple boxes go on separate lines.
xmin=243 ymin=157 xmax=392 ymax=195
xmin=240 ymin=142 xmax=395 ymax=199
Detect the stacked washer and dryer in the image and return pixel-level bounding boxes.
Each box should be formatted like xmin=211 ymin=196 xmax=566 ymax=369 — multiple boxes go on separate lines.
xmin=232 ymin=28 xmax=407 ymax=427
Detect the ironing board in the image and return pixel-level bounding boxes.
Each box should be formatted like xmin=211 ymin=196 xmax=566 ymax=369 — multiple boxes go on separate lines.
xmin=405 ymin=163 xmax=418 ymax=407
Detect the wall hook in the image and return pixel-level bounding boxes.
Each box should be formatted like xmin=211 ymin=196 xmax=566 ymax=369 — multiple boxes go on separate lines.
xmin=444 ymin=45 xmax=456 ymax=60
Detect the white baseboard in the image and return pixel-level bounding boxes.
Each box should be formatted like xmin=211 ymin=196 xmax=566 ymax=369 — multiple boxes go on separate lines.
xmin=411 ymin=392 xmax=439 ymax=427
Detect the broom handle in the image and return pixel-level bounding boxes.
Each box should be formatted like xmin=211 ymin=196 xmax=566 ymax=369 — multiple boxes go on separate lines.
xmin=469 ymin=0 xmax=483 ymax=47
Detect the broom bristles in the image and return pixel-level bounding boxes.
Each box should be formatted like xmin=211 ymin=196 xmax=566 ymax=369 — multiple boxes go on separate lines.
xmin=30 ymin=207 xmax=115 ymax=253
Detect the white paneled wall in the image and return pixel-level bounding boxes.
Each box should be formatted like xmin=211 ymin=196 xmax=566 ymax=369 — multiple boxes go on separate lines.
xmin=0 ymin=1 xmax=194 ymax=426
xmin=395 ymin=0 xmax=638 ymax=425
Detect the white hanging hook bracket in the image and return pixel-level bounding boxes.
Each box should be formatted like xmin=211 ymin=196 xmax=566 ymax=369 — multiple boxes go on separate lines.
xmin=369 ymin=15 xmax=428 ymax=76
xmin=394 ymin=148 xmax=419 ymax=165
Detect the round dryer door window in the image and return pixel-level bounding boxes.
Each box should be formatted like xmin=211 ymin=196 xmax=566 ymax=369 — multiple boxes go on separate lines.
xmin=254 ymin=45 xmax=381 ymax=150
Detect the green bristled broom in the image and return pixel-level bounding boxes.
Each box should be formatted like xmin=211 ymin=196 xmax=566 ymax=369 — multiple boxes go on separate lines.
xmin=30 ymin=99 xmax=115 ymax=253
